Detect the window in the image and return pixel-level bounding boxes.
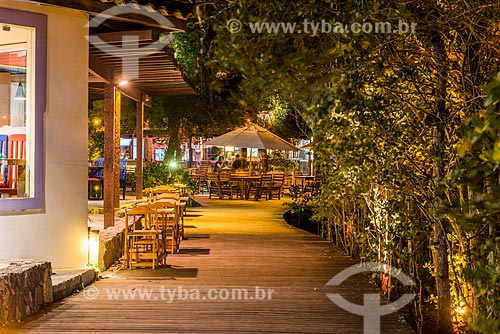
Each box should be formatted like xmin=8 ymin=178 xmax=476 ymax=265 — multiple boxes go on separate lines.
xmin=0 ymin=8 xmax=46 ymax=211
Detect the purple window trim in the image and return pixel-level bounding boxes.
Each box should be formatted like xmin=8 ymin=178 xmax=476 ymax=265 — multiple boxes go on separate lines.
xmin=0 ymin=8 xmax=46 ymax=212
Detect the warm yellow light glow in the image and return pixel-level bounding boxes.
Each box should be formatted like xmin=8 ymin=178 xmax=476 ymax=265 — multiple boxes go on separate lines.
xmin=454 ymin=302 xmax=467 ymax=315
xmin=93 ymin=118 xmax=101 ymax=126
xmin=85 ymin=231 xmax=100 ymax=266
xmin=118 ymin=80 xmax=128 ymax=86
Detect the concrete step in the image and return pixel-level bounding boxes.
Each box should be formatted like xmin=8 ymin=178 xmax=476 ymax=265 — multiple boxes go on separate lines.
xmin=51 ymin=269 xmax=97 ymax=302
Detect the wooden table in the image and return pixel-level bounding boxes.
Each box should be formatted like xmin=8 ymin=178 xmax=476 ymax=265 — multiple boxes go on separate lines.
xmin=173 ymin=183 xmax=190 ymax=197
xmin=292 ymin=175 xmax=316 ymax=190
xmin=230 ymin=175 xmax=261 ymax=200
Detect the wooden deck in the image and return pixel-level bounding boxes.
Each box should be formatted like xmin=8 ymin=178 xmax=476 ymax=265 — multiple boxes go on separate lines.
xmin=2 ymin=198 xmax=414 ymax=334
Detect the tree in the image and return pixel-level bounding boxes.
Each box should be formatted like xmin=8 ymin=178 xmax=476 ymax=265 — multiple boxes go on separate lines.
xmin=190 ymin=0 xmax=500 ymax=332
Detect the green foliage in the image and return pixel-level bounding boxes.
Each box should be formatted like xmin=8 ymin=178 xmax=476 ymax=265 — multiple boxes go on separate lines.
xmin=170 ymin=28 xmax=250 ymax=132
xmin=142 ymin=161 xmax=196 ymax=192
xmin=442 ymin=72 xmax=500 ymax=333
xmin=257 ymin=94 xmax=310 ymax=139
xmin=284 ymin=187 xmax=315 ymax=215
xmin=88 ymin=101 xmax=104 ymax=162
xmin=267 ymin=151 xmax=298 ymax=172
xmin=142 ymin=161 xmax=170 ymax=189
xmin=171 ymin=30 xmax=202 ymax=81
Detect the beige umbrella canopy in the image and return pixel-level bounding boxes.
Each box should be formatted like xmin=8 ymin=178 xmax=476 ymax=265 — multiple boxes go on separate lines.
xmin=300 ymin=143 xmax=313 ymax=150
xmin=205 ymin=123 xmax=298 ymax=151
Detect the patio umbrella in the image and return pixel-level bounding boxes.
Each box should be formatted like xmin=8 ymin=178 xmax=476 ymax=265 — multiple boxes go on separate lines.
xmin=205 ymin=123 xmax=298 ymax=151
xmin=299 ymin=143 xmax=313 ymax=150
xmin=205 ymin=123 xmax=298 ymax=170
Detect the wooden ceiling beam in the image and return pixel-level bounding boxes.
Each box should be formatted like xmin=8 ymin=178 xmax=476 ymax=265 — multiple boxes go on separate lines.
xmin=89 ymin=52 xmax=153 ymax=105
xmin=91 ymin=30 xmax=155 ymax=43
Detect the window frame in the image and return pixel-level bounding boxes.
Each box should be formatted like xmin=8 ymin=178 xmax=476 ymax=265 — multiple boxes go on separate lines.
xmin=0 ymin=8 xmax=46 ymax=212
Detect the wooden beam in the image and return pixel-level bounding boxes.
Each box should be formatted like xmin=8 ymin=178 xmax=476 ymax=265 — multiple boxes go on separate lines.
xmin=92 ymin=30 xmax=155 ymax=44
xmin=115 ymin=84 xmax=142 ymax=104
xmin=135 ymin=100 xmax=144 ymax=200
xmin=114 ymin=89 xmax=121 ymax=207
xmin=90 ymin=53 xmax=152 ymax=106
xmin=103 ymin=83 xmax=116 ymax=229
xmin=89 ymin=53 xmax=112 ymax=84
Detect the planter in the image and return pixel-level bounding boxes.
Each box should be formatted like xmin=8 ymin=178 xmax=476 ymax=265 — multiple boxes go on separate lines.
xmin=283 ymin=209 xmax=318 ymax=235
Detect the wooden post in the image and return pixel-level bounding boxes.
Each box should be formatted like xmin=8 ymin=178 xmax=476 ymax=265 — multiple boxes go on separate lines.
xmin=114 ymin=89 xmax=121 ymax=207
xmin=103 ymin=83 xmax=116 ymax=229
xmin=188 ymin=136 xmax=193 ymax=168
xmin=135 ymin=99 xmax=144 ymax=199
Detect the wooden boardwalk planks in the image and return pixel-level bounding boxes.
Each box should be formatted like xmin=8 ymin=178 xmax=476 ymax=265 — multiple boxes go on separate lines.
xmin=2 ymin=199 xmax=414 ymax=334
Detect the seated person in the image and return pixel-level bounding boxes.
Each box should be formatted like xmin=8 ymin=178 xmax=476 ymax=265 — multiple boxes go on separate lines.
xmin=213 ymin=156 xmax=225 ymax=172
xmin=232 ymin=154 xmax=243 ymax=170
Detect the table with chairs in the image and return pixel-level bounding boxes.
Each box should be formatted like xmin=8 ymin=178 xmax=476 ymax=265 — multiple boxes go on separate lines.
xmin=205 ymin=171 xmax=286 ymax=201
xmin=122 ymin=190 xmax=187 ymax=270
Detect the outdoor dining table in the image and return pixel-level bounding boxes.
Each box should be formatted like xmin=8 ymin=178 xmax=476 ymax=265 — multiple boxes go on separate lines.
xmin=292 ymin=175 xmax=316 ymax=190
xmin=230 ymin=175 xmax=261 ymax=200
xmin=173 ymin=183 xmax=190 ymax=197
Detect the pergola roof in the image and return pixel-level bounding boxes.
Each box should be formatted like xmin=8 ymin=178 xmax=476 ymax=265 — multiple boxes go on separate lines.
xmin=88 ymin=29 xmax=196 ymax=99
xmin=28 ymin=0 xmax=198 ymax=100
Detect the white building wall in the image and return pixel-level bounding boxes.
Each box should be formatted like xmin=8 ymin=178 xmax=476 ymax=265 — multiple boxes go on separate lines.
xmin=0 ymin=0 xmax=89 ymax=268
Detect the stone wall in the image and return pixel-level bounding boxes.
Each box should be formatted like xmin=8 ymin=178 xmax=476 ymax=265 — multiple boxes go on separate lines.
xmin=0 ymin=260 xmax=53 ymax=326
xmin=98 ymin=217 xmax=128 ymax=272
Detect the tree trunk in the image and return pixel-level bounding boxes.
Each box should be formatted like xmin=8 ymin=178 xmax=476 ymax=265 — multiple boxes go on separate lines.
xmin=431 ymin=33 xmax=454 ymax=334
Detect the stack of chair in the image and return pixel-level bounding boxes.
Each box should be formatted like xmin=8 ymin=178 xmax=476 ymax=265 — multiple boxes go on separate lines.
xmin=154 ymin=192 xmax=187 ymax=240
xmin=124 ymin=207 xmax=164 ymax=270
xmin=148 ymin=200 xmax=180 ymax=254
xmin=123 ymin=190 xmax=187 ymax=269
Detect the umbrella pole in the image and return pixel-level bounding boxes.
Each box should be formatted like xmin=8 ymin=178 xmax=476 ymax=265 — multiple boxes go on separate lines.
xmin=249 ymin=148 xmax=252 ymax=174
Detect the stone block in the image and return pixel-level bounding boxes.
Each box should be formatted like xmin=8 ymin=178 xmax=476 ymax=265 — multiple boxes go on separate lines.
xmin=0 ymin=260 xmax=52 ymax=326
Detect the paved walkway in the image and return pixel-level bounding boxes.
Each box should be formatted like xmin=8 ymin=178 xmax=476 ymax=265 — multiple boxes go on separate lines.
xmin=2 ymin=197 xmax=414 ymax=334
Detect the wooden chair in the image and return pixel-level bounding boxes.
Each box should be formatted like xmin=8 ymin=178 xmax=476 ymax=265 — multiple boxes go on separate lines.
xmin=154 ymin=193 xmax=187 ymax=240
xmin=0 ymin=134 xmax=26 ymax=197
xmin=124 ymin=207 xmax=163 ymax=270
xmin=247 ymin=173 xmax=273 ymax=200
xmin=268 ymin=173 xmax=285 ymax=200
xmin=0 ymin=135 xmax=7 ymax=188
xmin=148 ymin=200 xmax=180 ymax=254
xmin=207 ymin=172 xmax=221 ymax=199
xmin=198 ymin=161 xmax=210 ymax=193
xmin=219 ymin=172 xmax=240 ymax=199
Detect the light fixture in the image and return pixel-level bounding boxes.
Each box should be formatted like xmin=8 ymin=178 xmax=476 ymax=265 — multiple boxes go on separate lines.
xmin=118 ymin=80 xmax=128 ymax=86
xmin=14 ymin=82 xmax=26 ymax=100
